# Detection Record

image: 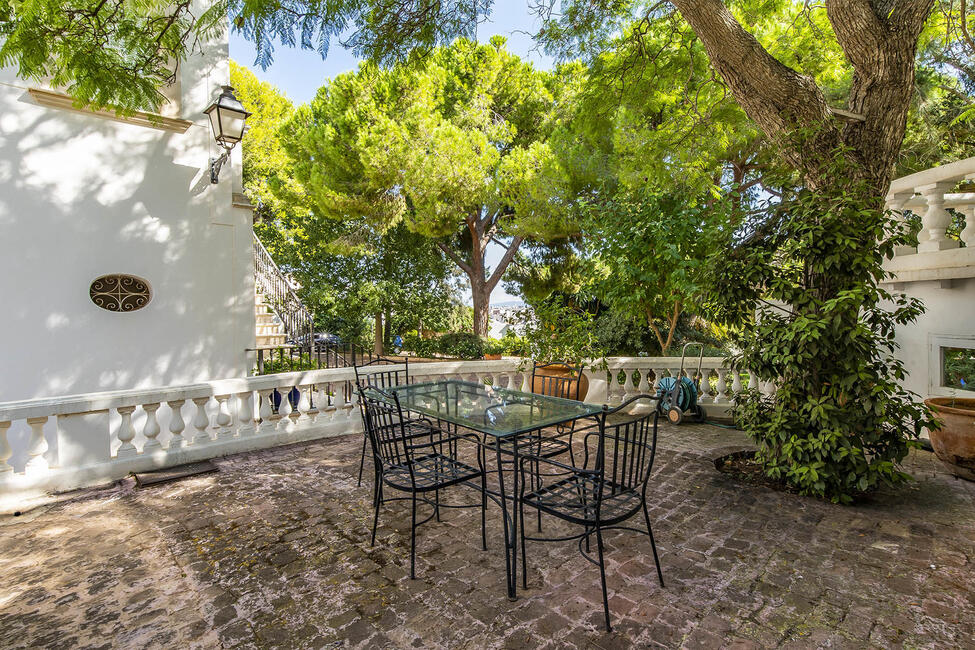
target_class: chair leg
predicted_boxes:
[410,492,418,579]
[595,524,612,633]
[435,488,441,522]
[642,501,665,588]
[535,458,542,533]
[519,493,528,590]
[371,483,382,547]
[481,472,488,551]
[357,433,368,487]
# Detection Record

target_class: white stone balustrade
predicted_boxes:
[0,357,768,507]
[885,157,975,257]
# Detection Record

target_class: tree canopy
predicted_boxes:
[232,60,460,350]
[279,37,574,336]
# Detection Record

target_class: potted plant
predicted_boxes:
[484,338,505,360]
[517,299,607,399]
[924,392,975,481]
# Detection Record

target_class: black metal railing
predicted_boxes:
[254,232,314,343]
[248,342,379,375]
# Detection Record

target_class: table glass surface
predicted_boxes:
[376,379,603,438]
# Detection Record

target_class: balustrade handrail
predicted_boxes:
[0,355,765,503]
[0,357,747,421]
[887,156,975,197]
[253,232,314,342]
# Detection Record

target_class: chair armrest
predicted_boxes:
[406,432,482,452]
[517,453,596,476]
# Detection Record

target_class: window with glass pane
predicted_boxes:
[942,347,975,391]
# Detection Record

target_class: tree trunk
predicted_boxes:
[471,279,490,338]
[436,214,524,339]
[671,0,934,198]
[374,312,383,356]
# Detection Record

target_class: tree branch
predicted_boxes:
[486,236,525,292]
[669,0,838,180]
[437,242,473,277]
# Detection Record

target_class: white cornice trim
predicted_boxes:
[27,88,193,134]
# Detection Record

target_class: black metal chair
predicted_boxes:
[358,385,487,578]
[517,394,664,632]
[354,357,410,486]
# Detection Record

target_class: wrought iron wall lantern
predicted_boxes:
[203,85,250,184]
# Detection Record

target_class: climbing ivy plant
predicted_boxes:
[704,156,937,503]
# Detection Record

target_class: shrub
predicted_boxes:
[704,164,935,503]
[436,332,484,359]
[484,338,506,356]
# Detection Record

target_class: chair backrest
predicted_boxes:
[357,384,412,468]
[531,361,584,401]
[354,356,409,390]
[584,395,660,500]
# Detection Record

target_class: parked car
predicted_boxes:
[290,332,343,349]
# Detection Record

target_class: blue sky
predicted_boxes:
[230,3,551,305]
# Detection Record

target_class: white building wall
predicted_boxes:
[0,17,255,402]
[891,278,975,400]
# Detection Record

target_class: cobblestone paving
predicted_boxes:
[1,422,974,649]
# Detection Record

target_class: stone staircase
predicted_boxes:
[255,292,288,347]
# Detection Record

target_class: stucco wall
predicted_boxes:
[0,20,255,402]
[891,277,975,400]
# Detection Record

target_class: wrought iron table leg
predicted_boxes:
[494,442,519,601]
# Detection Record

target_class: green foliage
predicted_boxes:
[256,353,318,375]
[582,189,730,354]
[704,159,937,503]
[484,338,506,356]
[436,332,485,360]
[517,296,606,369]
[0,0,224,111]
[230,61,301,221]
[943,348,975,392]
[278,37,575,334]
[402,330,484,359]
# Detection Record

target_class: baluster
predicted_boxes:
[959,203,975,248]
[294,384,311,425]
[698,370,711,402]
[115,408,137,458]
[215,395,234,439]
[142,403,162,451]
[763,380,777,398]
[168,400,187,448]
[0,421,13,475]
[25,416,50,473]
[621,369,636,400]
[191,397,212,444]
[730,371,743,402]
[917,182,959,252]
[238,391,255,435]
[333,384,347,421]
[651,368,665,393]
[521,371,532,393]
[715,369,729,403]
[886,191,916,256]
[278,383,294,431]
[636,367,651,395]
[747,372,759,392]
[259,388,276,431]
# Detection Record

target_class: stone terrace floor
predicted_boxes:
[1,422,974,650]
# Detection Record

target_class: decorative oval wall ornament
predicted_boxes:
[89,274,152,312]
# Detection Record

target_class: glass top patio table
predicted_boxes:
[379,379,602,438]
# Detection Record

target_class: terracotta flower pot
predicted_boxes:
[531,364,589,401]
[484,354,502,360]
[924,397,975,481]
